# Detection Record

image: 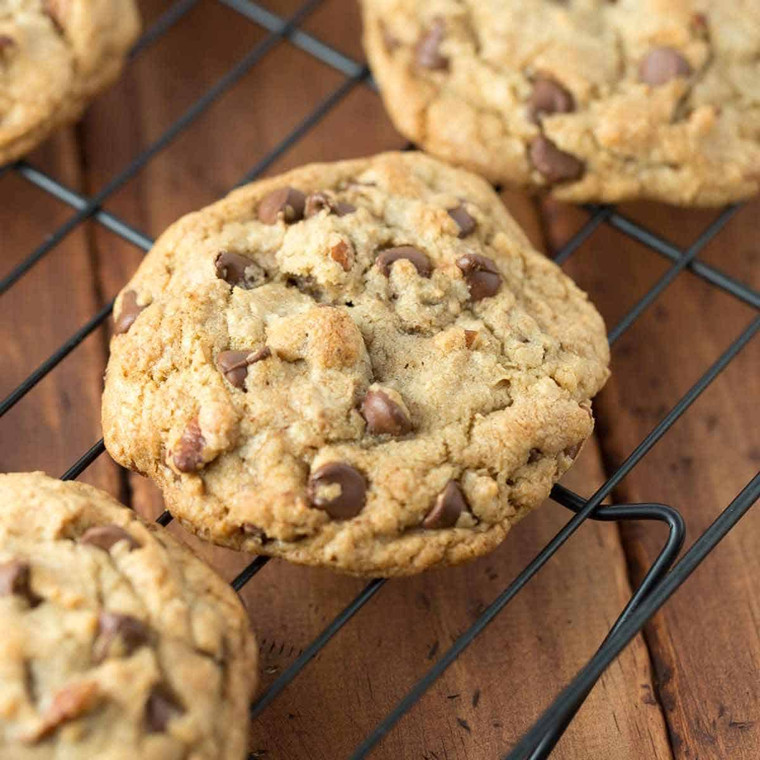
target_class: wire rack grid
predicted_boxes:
[1,1,758,758]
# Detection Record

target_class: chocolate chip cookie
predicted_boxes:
[361,1,760,206]
[0,472,257,759]
[0,0,140,165]
[102,151,609,576]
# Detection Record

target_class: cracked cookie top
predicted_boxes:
[103,152,609,576]
[361,0,760,206]
[0,0,140,165]
[0,472,257,760]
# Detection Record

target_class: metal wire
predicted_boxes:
[602,208,760,310]
[1,1,758,758]
[513,469,760,760]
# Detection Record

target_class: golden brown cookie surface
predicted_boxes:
[103,152,609,575]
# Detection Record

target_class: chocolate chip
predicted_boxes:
[94,613,148,661]
[361,389,411,436]
[216,347,270,389]
[304,191,356,218]
[307,463,367,519]
[145,686,182,733]
[258,187,305,225]
[216,351,252,389]
[456,254,501,301]
[173,418,206,473]
[528,136,585,183]
[464,330,478,348]
[423,481,468,529]
[448,204,476,238]
[315,193,355,218]
[416,17,448,70]
[528,77,575,123]
[376,246,432,277]
[638,47,692,86]
[214,251,258,289]
[113,291,145,335]
[80,525,140,552]
[0,560,39,605]
[0,35,15,54]
[528,448,542,464]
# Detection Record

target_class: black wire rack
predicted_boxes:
[1,1,758,757]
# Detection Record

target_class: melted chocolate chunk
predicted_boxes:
[448,204,476,238]
[528,136,585,183]
[172,418,206,473]
[361,389,412,436]
[304,191,356,218]
[94,613,149,661]
[216,347,270,389]
[307,463,367,519]
[376,246,432,277]
[528,76,575,123]
[423,481,468,529]
[258,187,306,225]
[214,251,259,289]
[456,254,502,301]
[113,291,145,335]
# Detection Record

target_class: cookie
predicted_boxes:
[102,151,609,576]
[0,472,257,760]
[0,0,140,165]
[361,1,760,206]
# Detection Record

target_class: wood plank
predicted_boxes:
[543,197,760,759]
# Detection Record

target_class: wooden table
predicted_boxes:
[1,1,758,757]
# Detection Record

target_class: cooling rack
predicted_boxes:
[1,1,758,757]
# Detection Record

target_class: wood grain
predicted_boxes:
[0,0,756,758]
[544,198,760,759]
